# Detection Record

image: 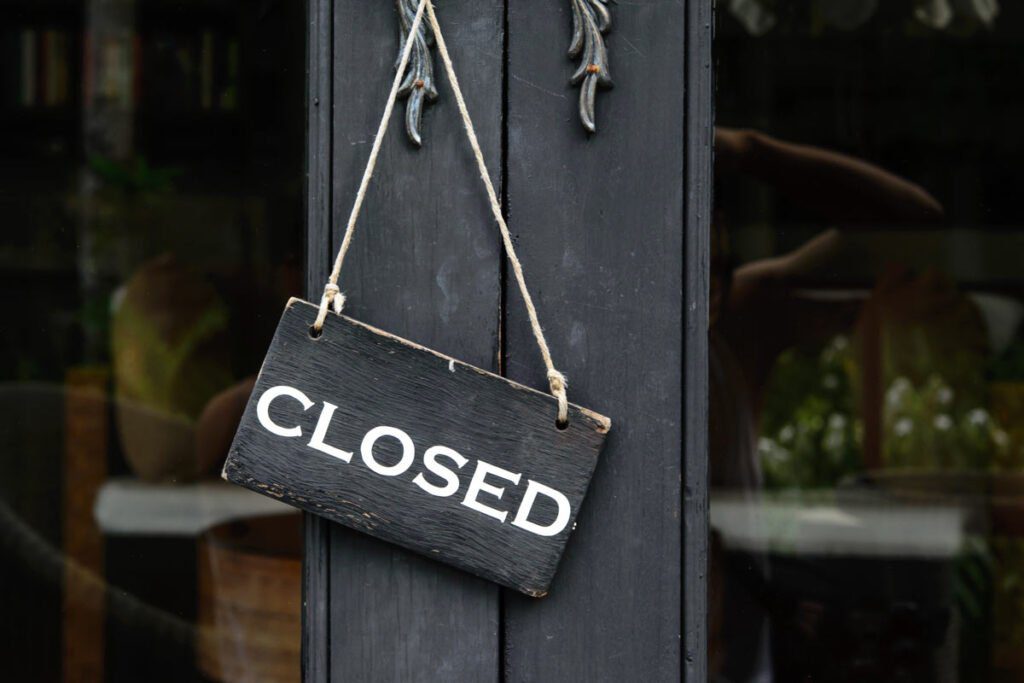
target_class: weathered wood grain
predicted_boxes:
[684,2,713,681]
[224,299,608,597]
[322,1,507,680]
[302,1,332,679]
[503,0,687,680]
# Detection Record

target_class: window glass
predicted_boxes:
[0,1,305,680]
[712,3,1024,681]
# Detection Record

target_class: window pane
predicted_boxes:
[0,1,305,681]
[712,3,1024,681]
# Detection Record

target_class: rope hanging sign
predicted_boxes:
[223,0,610,597]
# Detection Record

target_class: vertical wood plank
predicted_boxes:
[504,0,686,680]
[326,1,503,680]
[684,1,713,681]
[302,0,333,680]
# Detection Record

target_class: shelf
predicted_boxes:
[94,477,294,537]
[711,491,969,559]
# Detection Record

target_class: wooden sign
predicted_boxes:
[223,298,610,597]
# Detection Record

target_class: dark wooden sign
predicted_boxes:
[223,298,610,596]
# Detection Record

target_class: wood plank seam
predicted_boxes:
[302,0,333,681]
[323,2,506,679]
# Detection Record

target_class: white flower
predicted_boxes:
[779,425,795,444]
[758,437,791,466]
[886,377,913,410]
[967,408,990,427]
[934,414,954,431]
[823,374,840,390]
[828,413,848,430]
[822,335,848,364]
[894,418,914,437]
[937,386,954,406]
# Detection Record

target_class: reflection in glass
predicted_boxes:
[0,1,305,681]
[712,3,1024,682]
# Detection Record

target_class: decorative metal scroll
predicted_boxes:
[395,0,439,146]
[568,0,612,133]
[393,0,614,144]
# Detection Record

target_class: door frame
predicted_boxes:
[683,0,713,681]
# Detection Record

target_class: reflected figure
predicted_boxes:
[709,127,946,682]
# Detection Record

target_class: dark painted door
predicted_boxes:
[303,1,711,681]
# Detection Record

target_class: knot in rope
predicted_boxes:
[313,283,345,333]
[547,370,569,426]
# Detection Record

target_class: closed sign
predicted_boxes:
[223,299,610,597]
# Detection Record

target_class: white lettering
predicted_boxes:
[512,480,572,537]
[361,426,415,476]
[462,460,521,523]
[256,385,313,437]
[308,402,353,462]
[412,446,467,497]
[254,389,576,535]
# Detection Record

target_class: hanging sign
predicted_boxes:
[224,298,610,597]
[225,0,610,596]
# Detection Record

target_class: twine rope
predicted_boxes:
[311,0,430,328]
[313,0,569,424]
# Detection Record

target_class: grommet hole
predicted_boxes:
[555,418,569,431]
[308,325,323,339]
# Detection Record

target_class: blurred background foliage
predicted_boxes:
[758,328,1024,490]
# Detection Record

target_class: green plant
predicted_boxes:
[759,335,862,489]
[882,373,1007,470]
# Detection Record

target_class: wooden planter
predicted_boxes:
[197,513,301,683]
